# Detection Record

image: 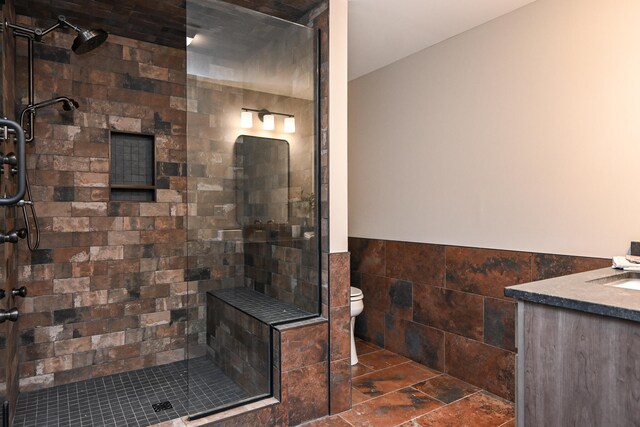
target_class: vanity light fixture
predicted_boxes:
[284,116,295,133]
[262,113,275,130]
[240,110,253,128]
[240,108,295,133]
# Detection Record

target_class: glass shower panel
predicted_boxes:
[0,10,6,420]
[185,0,318,419]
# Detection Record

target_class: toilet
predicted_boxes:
[350,286,364,365]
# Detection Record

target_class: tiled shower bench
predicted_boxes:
[204,288,318,417]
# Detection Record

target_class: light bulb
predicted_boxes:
[263,114,275,130]
[284,116,296,133]
[241,111,253,128]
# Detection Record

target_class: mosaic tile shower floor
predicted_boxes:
[13,357,247,427]
[303,339,515,427]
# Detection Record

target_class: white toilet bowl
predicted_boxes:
[350,286,364,365]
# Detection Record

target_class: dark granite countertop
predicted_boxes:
[504,267,640,323]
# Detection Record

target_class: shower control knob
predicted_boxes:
[0,308,18,323]
[1,229,27,244]
[1,152,17,166]
[11,287,27,298]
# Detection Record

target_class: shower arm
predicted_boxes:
[5,16,80,42]
[6,16,79,143]
[20,96,74,142]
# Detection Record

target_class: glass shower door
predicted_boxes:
[185,0,319,419]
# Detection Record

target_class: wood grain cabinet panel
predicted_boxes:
[517,302,640,427]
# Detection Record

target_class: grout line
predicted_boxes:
[388,386,445,427]
[354,359,434,377]
[337,414,357,427]
[350,369,441,408]
[498,418,516,427]
[389,388,485,427]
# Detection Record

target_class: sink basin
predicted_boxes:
[607,278,640,290]
[588,272,640,290]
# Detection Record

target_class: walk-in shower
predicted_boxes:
[0,0,322,425]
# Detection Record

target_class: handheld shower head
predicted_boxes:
[19,96,80,140]
[62,98,80,111]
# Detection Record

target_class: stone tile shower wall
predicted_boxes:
[244,231,319,313]
[207,294,270,395]
[14,15,189,391]
[349,237,610,401]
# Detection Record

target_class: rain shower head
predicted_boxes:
[72,28,109,55]
[58,16,109,54]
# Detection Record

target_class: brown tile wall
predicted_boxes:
[201,318,328,427]
[328,252,351,414]
[278,320,328,425]
[14,15,189,391]
[349,237,610,401]
[244,229,320,314]
[207,294,271,396]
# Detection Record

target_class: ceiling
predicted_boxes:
[12,0,539,83]
[12,0,322,50]
[348,0,537,81]
[13,0,187,49]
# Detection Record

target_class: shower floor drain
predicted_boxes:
[152,401,173,412]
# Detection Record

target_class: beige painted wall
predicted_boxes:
[348,0,640,258]
[330,0,349,253]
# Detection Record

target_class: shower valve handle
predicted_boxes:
[0,308,18,323]
[12,287,27,298]
[0,119,26,206]
[0,152,17,166]
[0,229,27,244]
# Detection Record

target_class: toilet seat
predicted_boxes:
[350,286,363,301]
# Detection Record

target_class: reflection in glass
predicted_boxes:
[186,0,319,419]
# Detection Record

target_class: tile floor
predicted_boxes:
[304,339,515,427]
[13,357,248,427]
